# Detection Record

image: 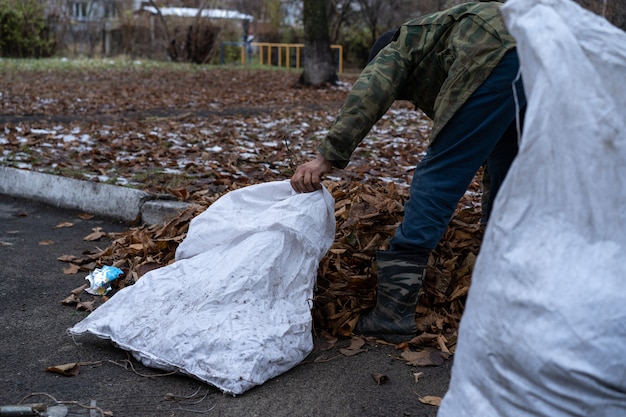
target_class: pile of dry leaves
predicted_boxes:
[60,175,485,354]
[1,64,486,355]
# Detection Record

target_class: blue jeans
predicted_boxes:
[390,50,526,253]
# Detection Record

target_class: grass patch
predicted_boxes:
[131,168,195,190]
[0,57,201,73]
[0,56,302,74]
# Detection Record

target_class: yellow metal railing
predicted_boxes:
[242,42,343,73]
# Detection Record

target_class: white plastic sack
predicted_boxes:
[69,180,335,395]
[438,1,626,416]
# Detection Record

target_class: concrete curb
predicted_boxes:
[0,166,195,225]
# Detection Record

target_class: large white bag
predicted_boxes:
[438,1,626,416]
[70,180,335,395]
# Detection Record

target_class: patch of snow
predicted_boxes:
[30,128,56,135]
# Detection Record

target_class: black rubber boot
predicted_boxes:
[354,250,427,343]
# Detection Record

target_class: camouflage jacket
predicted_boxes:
[318,2,517,168]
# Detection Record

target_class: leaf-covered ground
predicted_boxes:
[1,63,485,354]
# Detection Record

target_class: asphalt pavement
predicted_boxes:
[0,167,450,417]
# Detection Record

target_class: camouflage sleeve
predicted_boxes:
[317,34,411,169]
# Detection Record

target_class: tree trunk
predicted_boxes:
[298,0,338,87]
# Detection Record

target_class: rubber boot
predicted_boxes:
[354,250,427,343]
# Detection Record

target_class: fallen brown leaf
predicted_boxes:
[314,332,338,352]
[418,395,442,406]
[84,227,106,241]
[46,362,80,377]
[168,187,190,201]
[76,300,96,311]
[58,254,79,262]
[407,332,439,346]
[437,334,451,355]
[54,221,73,229]
[400,349,447,367]
[71,284,88,295]
[63,263,81,275]
[371,373,389,385]
[61,293,79,306]
[339,337,366,357]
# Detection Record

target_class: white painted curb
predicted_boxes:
[0,166,193,224]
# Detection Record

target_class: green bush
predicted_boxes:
[339,25,374,70]
[0,0,54,57]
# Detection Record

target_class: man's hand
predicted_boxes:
[290,154,333,193]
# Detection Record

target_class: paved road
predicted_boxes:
[0,195,450,417]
